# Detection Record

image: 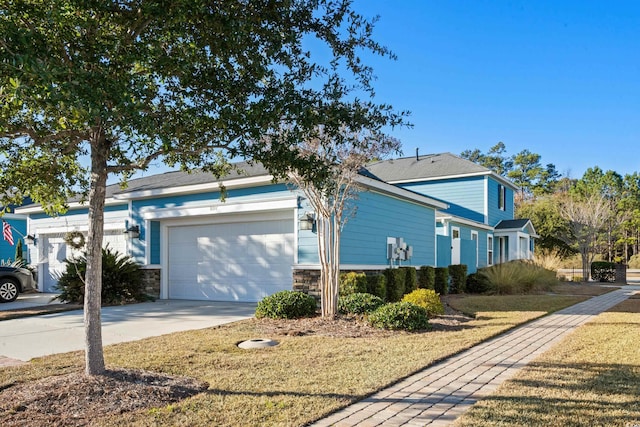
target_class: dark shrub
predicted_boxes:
[400,266,417,294]
[55,247,145,305]
[418,266,435,290]
[368,302,430,331]
[434,267,449,295]
[255,290,317,319]
[591,261,616,282]
[339,292,384,315]
[366,274,387,301]
[384,268,407,302]
[339,272,368,296]
[466,271,491,294]
[448,264,468,294]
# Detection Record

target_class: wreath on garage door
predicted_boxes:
[64,231,86,249]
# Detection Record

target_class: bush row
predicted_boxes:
[342,265,470,301]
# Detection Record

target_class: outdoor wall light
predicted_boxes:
[299,212,316,231]
[124,225,140,239]
[25,234,36,246]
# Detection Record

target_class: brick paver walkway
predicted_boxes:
[312,286,638,427]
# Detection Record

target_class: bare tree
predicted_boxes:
[283,126,400,318]
[558,193,611,280]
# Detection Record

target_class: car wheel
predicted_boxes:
[0,279,19,303]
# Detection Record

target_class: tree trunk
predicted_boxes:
[84,129,108,376]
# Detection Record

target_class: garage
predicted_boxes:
[41,230,127,293]
[166,212,295,302]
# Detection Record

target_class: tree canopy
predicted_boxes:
[0,0,407,374]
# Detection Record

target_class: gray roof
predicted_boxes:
[18,162,271,208]
[109,161,270,197]
[494,219,531,230]
[364,153,490,183]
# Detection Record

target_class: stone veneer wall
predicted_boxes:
[293,268,387,302]
[141,267,161,298]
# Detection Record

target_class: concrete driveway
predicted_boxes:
[0,298,256,361]
[0,292,62,311]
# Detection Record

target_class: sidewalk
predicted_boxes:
[312,286,638,427]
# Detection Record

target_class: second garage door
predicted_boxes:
[167,216,295,302]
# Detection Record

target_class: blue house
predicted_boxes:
[365,153,537,273]
[0,211,28,263]
[16,153,535,300]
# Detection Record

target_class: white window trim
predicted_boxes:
[471,231,479,267]
[487,235,494,266]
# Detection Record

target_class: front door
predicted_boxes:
[451,227,461,265]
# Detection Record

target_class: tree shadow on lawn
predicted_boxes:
[461,361,640,426]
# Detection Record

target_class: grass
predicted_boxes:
[446,294,588,317]
[454,294,640,427]
[3,313,545,426]
[0,294,590,427]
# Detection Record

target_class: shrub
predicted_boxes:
[434,267,449,295]
[255,290,317,319]
[591,261,616,282]
[339,292,384,315]
[481,261,559,294]
[402,289,444,317]
[368,302,430,331]
[628,254,640,269]
[384,268,407,302]
[366,274,387,301]
[448,264,467,294]
[339,272,368,296]
[466,271,491,294]
[55,247,145,305]
[532,249,564,272]
[400,266,417,294]
[418,266,435,290]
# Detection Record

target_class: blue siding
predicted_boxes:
[460,240,477,274]
[339,191,437,266]
[436,235,451,267]
[150,221,161,264]
[400,177,485,223]
[435,221,490,273]
[476,230,488,268]
[0,218,27,262]
[487,178,514,226]
[297,198,320,264]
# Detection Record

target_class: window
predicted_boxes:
[487,236,494,265]
[498,184,506,211]
[452,228,460,239]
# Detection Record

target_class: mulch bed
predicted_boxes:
[0,368,209,427]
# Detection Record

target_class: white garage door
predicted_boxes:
[42,231,127,293]
[167,217,294,302]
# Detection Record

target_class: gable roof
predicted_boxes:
[365,152,518,190]
[495,218,538,237]
[110,162,272,200]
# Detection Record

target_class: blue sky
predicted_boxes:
[352,0,640,179]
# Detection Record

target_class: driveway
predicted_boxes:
[0,298,256,361]
[0,292,61,311]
